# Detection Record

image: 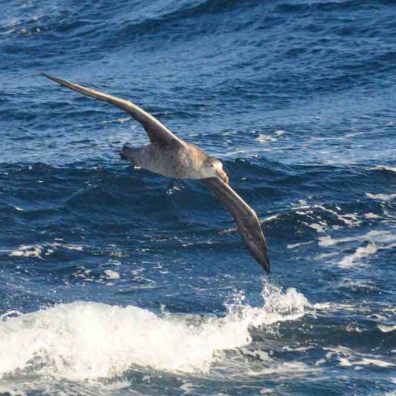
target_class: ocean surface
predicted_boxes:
[1,0,395,394]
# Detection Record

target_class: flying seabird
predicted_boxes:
[42,74,270,272]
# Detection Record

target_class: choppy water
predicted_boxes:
[1,0,395,394]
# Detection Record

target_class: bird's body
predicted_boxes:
[43,74,270,272]
[122,142,208,180]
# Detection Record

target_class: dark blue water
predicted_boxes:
[1,0,395,394]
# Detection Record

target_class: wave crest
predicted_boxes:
[0,281,308,380]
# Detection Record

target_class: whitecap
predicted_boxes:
[338,243,377,268]
[104,270,120,280]
[378,325,396,333]
[246,361,316,377]
[339,357,394,368]
[0,282,308,381]
[8,242,84,259]
[256,134,274,143]
[366,192,396,201]
[307,222,327,233]
[372,165,396,174]
[364,212,381,219]
[318,230,396,248]
[9,245,43,258]
[323,346,394,369]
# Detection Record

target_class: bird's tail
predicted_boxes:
[120,144,139,163]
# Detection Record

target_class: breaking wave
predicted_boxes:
[0,282,307,381]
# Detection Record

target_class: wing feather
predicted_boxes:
[203,178,270,272]
[42,74,185,147]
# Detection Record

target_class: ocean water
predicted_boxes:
[0,0,395,394]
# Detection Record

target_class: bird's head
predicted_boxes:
[203,157,229,183]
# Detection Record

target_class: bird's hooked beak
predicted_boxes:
[217,169,229,184]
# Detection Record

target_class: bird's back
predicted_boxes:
[135,142,207,180]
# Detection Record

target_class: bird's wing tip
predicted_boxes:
[40,73,60,83]
[261,256,270,273]
[41,73,67,87]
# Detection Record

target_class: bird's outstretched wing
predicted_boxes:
[42,74,185,147]
[203,177,270,272]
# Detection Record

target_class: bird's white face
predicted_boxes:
[202,158,229,183]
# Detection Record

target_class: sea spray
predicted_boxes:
[0,281,308,380]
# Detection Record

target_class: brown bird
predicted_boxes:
[42,74,270,272]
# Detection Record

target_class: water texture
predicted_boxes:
[0,0,395,394]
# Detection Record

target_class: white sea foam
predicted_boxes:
[378,325,396,333]
[318,235,356,247]
[319,230,396,248]
[339,357,394,368]
[314,302,371,314]
[263,213,281,223]
[364,212,381,219]
[373,165,396,174]
[323,346,394,369]
[9,245,43,258]
[317,230,396,269]
[0,282,308,381]
[338,243,378,268]
[8,242,84,258]
[295,204,360,228]
[104,269,120,280]
[366,192,396,201]
[287,241,314,249]
[256,134,274,143]
[307,222,327,233]
[246,361,315,377]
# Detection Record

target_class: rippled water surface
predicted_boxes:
[0,0,395,394]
